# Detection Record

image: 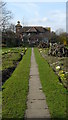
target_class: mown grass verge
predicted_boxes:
[34,48,67,119]
[2,48,31,118]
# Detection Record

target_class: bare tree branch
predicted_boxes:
[0,1,13,31]
[0,1,6,8]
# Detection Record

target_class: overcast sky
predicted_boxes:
[3,0,67,32]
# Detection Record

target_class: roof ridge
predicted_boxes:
[26,27,37,32]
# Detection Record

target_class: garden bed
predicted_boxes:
[2,67,16,85]
[39,48,68,89]
[2,47,27,85]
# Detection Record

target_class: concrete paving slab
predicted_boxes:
[27,100,48,109]
[25,109,50,118]
[25,48,50,119]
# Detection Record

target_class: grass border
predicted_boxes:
[34,48,67,119]
[2,48,31,118]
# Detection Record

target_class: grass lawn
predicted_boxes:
[2,48,31,118]
[34,48,67,119]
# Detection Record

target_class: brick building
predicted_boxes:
[15,21,51,45]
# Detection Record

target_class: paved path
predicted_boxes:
[25,48,50,119]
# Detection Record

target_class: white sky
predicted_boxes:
[2,0,67,32]
[3,0,67,2]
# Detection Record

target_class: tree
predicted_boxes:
[56,28,64,35]
[7,23,16,32]
[0,1,13,31]
[2,29,16,47]
[50,31,58,43]
[2,24,21,47]
[55,29,67,45]
[59,32,67,45]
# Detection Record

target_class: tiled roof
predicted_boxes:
[35,27,45,32]
[20,26,50,33]
[20,27,31,33]
[26,27,37,33]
